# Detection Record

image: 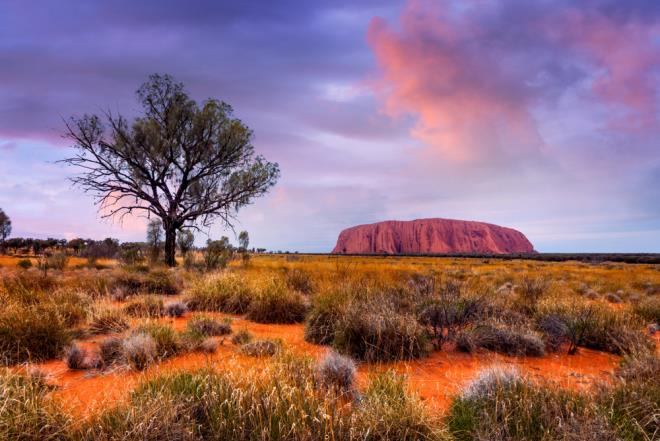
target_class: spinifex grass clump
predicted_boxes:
[632,296,660,324]
[0,370,71,440]
[133,322,181,360]
[246,277,308,324]
[317,351,356,393]
[88,307,129,334]
[123,295,164,318]
[333,296,431,362]
[83,353,443,440]
[447,367,617,441]
[456,322,546,357]
[112,268,179,296]
[185,272,253,313]
[186,314,231,337]
[0,302,73,364]
[535,302,651,355]
[241,339,281,357]
[600,352,660,440]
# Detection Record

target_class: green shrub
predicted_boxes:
[246,278,308,324]
[0,303,72,364]
[185,273,253,313]
[304,287,348,345]
[99,337,124,367]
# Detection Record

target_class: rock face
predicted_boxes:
[331,218,535,255]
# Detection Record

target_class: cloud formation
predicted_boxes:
[0,0,658,252]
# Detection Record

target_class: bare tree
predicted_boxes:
[62,74,279,266]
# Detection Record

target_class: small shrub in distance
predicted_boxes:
[285,268,315,294]
[231,328,253,345]
[605,292,622,304]
[186,314,231,337]
[456,322,545,357]
[633,296,660,324]
[123,295,164,318]
[241,339,281,357]
[16,259,32,269]
[200,338,218,353]
[164,300,187,318]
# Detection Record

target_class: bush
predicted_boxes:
[633,296,660,324]
[122,333,157,371]
[536,303,651,355]
[133,323,180,359]
[246,278,308,324]
[16,259,32,269]
[0,370,70,440]
[241,339,281,357]
[84,355,443,440]
[88,308,129,334]
[185,273,253,313]
[605,292,622,304]
[99,337,124,367]
[456,322,545,357]
[356,370,442,440]
[199,338,218,353]
[285,268,315,294]
[112,269,178,296]
[304,288,348,345]
[123,295,164,318]
[0,303,72,364]
[600,352,660,440]
[332,298,431,362]
[186,315,231,337]
[447,367,617,441]
[231,328,253,345]
[64,343,88,370]
[317,351,356,392]
[164,301,187,318]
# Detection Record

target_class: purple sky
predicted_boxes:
[1,0,659,252]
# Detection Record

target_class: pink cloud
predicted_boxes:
[367,0,660,162]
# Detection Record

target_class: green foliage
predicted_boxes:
[185,273,253,313]
[16,259,32,269]
[123,295,164,318]
[246,277,308,324]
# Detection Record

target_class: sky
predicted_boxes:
[0,0,659,252]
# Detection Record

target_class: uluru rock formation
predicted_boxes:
[332,218,535,255]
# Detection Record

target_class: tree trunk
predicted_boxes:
[164,224,177,267]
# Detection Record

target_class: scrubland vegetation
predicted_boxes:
[0,253,657,440]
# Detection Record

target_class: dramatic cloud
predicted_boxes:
[0,0,658,251]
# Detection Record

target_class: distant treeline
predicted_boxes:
[315,252,660,264]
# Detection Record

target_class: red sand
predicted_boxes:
[33,313,627,416]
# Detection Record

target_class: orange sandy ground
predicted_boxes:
[34,310,627,417]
